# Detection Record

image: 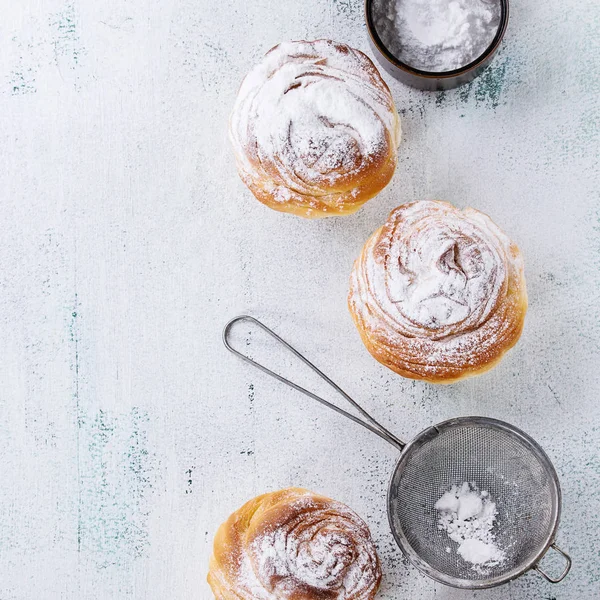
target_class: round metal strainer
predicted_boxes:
[387,416,569,588]
[224,316,572,589]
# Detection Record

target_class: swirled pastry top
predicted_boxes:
[349,200,527,382]
[207,488,381,599]
[229,40,401,217]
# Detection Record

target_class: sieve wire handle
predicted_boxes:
[533,543,572,584]
[223,315,405,451]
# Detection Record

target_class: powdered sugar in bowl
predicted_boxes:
[366,0,509,90]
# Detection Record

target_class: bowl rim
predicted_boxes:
[364,0,510,79]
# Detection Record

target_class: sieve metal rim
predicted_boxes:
[386,416,562,590]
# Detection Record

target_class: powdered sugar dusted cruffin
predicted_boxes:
[349,200,528,383]
[229,40,401,218]
[208,488,381,599]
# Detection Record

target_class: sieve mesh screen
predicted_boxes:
[388,419,559,587]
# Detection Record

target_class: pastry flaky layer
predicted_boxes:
[349,200,528,383]
[229,40,401,218]
[207,488,382,600]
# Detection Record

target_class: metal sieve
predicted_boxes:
[223,316,571,589]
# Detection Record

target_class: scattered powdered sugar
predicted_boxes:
[256,525,363,591]
[458,538,505,565]
[435,482,506,570]
[234,553,275,600]
[371,201,508,334]
[385,212,504,331]
[371,0,501,72]
[230,40,400,197]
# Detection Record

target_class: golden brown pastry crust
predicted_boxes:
[348,200,528,383]
[207,488,381,599]
[229,40,401,218]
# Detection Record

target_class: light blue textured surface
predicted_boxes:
[0,0,598,598]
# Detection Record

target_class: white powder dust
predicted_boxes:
[435,482,506,570]
[372,0,501,72]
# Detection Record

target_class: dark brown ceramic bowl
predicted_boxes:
[365,0,509,90]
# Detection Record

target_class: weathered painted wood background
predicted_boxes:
[0,0,598,598]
